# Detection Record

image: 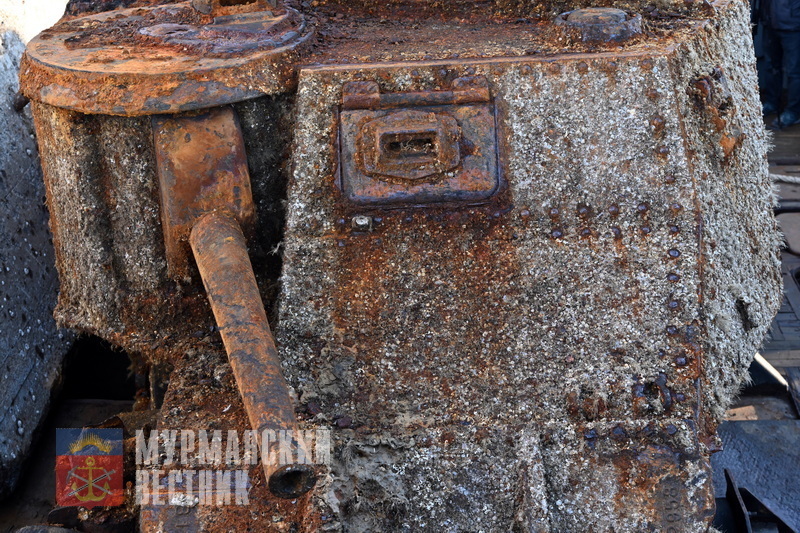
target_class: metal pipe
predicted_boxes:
[190,212,316,499]
[775,199,800,215]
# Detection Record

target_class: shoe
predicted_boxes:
[776,110,800,129]
[763,102,779,116]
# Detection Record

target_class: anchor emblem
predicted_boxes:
[66,456,116,502]
[56,428,123,507]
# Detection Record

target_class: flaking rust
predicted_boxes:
[190,213,317,498]
[152,106,255,280]
[152,107,316,498]
[22,0,781,530]
[278,2,780,530]
[20,0,311,116]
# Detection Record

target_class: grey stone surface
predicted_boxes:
[0,28,73,499]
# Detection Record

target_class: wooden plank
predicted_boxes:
[770,122,800,163]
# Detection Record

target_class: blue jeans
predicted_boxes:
[759,27,800,116]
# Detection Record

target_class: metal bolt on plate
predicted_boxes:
[351,215,373,231]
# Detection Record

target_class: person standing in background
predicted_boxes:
[758,0,800,127]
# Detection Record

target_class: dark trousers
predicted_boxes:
[759,27,800,115]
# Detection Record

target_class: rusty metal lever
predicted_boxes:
[153,107,316,499]
[190,213,316,498]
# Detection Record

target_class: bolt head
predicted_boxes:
[351,215,372,231]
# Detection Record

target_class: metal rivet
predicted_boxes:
[351,215,373,231]
[650,116,666,129]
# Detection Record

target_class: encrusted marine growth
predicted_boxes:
[22,0,780,530]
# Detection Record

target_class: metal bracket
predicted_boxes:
[152,106,255,280]
[358,109,462,182]
[339,76,499,206]
[153,107,316,498]
[342,76,490,110]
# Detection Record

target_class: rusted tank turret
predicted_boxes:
[20,0,782,530]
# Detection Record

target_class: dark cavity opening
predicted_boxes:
[61,335,137,400]
[219,0,257,5]
[735,298,755,333]
[268,465,317,499]
[381,131,437,159]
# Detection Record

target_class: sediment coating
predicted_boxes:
[276,0,781,529]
